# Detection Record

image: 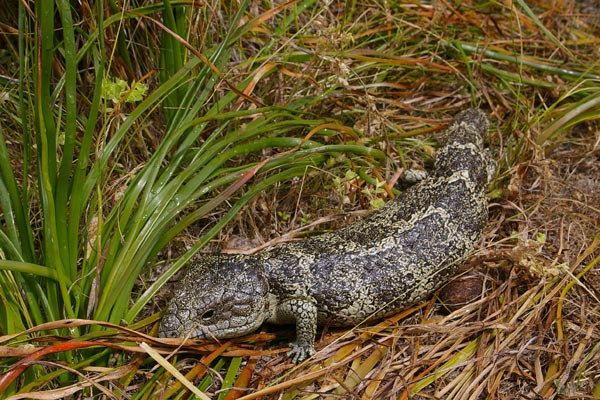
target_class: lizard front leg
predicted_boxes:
[278,298,318,363]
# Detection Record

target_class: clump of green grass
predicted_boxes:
[0,0,599,398]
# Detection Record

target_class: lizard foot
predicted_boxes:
[287,342,315,363]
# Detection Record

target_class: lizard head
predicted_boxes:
[159,254,270,340]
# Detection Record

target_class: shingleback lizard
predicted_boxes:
[159,108,496,362]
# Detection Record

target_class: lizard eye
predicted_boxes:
[200,309,215,321]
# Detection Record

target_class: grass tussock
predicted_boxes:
[0,0,599,398]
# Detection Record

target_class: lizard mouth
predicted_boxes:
[159,315,265,340]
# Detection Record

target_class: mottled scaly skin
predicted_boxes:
[159,108,495,362]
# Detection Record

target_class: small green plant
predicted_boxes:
[277,210,291,222]
[333,169,387,209]
[362,179,387,209]
[101,77,148,103]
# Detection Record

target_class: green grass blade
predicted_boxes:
[538,88,600,145]
[514,0,572,58]
[456,43,600,81]
[159,0,187,126]
[218,357,243,400]
[14,3,35,262]
[0,138,23,256]
[54,0,79,284]
[33,0,76,323]
[34,1,57,188]
[0,260,58,281]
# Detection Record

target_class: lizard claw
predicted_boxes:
[287,342,315,363]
